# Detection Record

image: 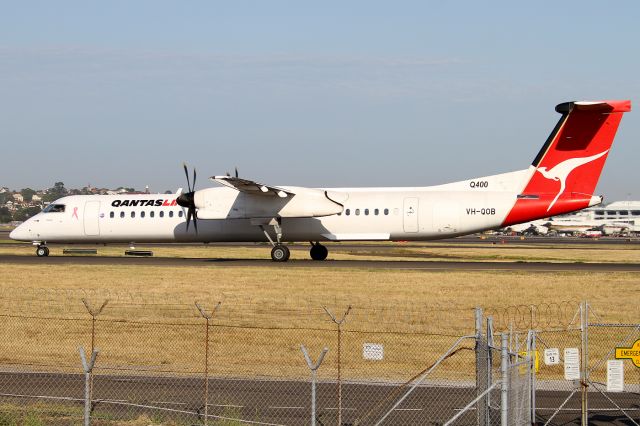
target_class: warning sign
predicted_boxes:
[615,339,640,368]
[564,348,580,380]
[607,360,624,392]
[544,348,560,365]
[363,343,384,360]
[518,350,540,373]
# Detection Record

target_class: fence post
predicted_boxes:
[486,316,495,416]
[501,333,508,426]
[81,299,108,402]
[580,300,589,426]
[530,330,536,424]
[475,307,489,426]
[196,301,222,426]
[79,346,99,426]
[323,305,351,426]
[301,345,329,426]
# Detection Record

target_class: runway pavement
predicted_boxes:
[2,254,640,272]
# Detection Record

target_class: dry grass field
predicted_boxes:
[0,261,638,380]
[0,241,638,387]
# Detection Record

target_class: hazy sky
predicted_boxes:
[1,1,639,200]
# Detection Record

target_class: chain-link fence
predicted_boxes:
[0,293,638,425]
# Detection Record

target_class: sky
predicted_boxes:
[1,1,639,200]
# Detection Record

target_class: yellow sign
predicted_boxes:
[518,350,540,373]
[615,339,640,368]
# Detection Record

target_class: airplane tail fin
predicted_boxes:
[502,100,631,226]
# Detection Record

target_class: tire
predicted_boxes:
[44,247,50,256]
[310,244,328,261]
[36,246,48,257]
[271,245,290,262]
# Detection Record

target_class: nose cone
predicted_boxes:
[9,224,30,241]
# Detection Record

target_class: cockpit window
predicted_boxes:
[43,204,65,213]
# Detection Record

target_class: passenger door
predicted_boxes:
[83,201,101,236]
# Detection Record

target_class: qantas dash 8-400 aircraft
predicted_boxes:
[10,100,632,261]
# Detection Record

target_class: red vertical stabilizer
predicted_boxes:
[502,100,631,227]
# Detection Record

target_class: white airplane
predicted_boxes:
[10,100,631,261]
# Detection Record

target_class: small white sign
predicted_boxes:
[607,360,624,392]
[363,343,384,360]
[544,348,560,365]
[564,348,580,380]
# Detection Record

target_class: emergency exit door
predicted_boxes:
[403,197,419,233]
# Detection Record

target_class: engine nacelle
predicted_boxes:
[194,187,344,219]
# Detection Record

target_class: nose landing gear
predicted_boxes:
[36,245,50,257]
[256,218,291,262]
[309,242,328,261]
[270,244,290,262]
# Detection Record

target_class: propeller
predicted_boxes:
[226,167,239,178]
[176,163,198,233]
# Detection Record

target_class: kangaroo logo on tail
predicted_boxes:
[536,150,609,211]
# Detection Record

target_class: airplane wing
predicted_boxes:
[210,176,294,198]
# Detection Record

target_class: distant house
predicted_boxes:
[13,193,24,203]
[32,194,42,202]
[0,187,9,194]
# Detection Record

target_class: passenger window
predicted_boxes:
[384,208,389,215]
[141,211,145,218]
[178,211,184,218]
[109,212,114,218]
[160,211,164,218]
[364,208,369,216]
[345,209,350,216]
[169,211,174,218]
[150,211,155,218]
[374,208,379,215]
[131,211,135,218]
[120,211,125,218]
[355,209,360,216]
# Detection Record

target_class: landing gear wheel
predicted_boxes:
[310,243,328,261]
[271,244,290,262]
[36,246,49,257]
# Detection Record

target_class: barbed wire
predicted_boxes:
[484,300,581,331]
[0,288,632,333]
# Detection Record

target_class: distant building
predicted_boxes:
[12,193,23,203]
[505,200,640,235]
[31,194,42,202]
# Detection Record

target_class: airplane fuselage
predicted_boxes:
[9,100,631,261]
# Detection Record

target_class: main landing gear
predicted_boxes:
[36,245,49,257]
[309,242,328,261]
[256,219,329,262]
